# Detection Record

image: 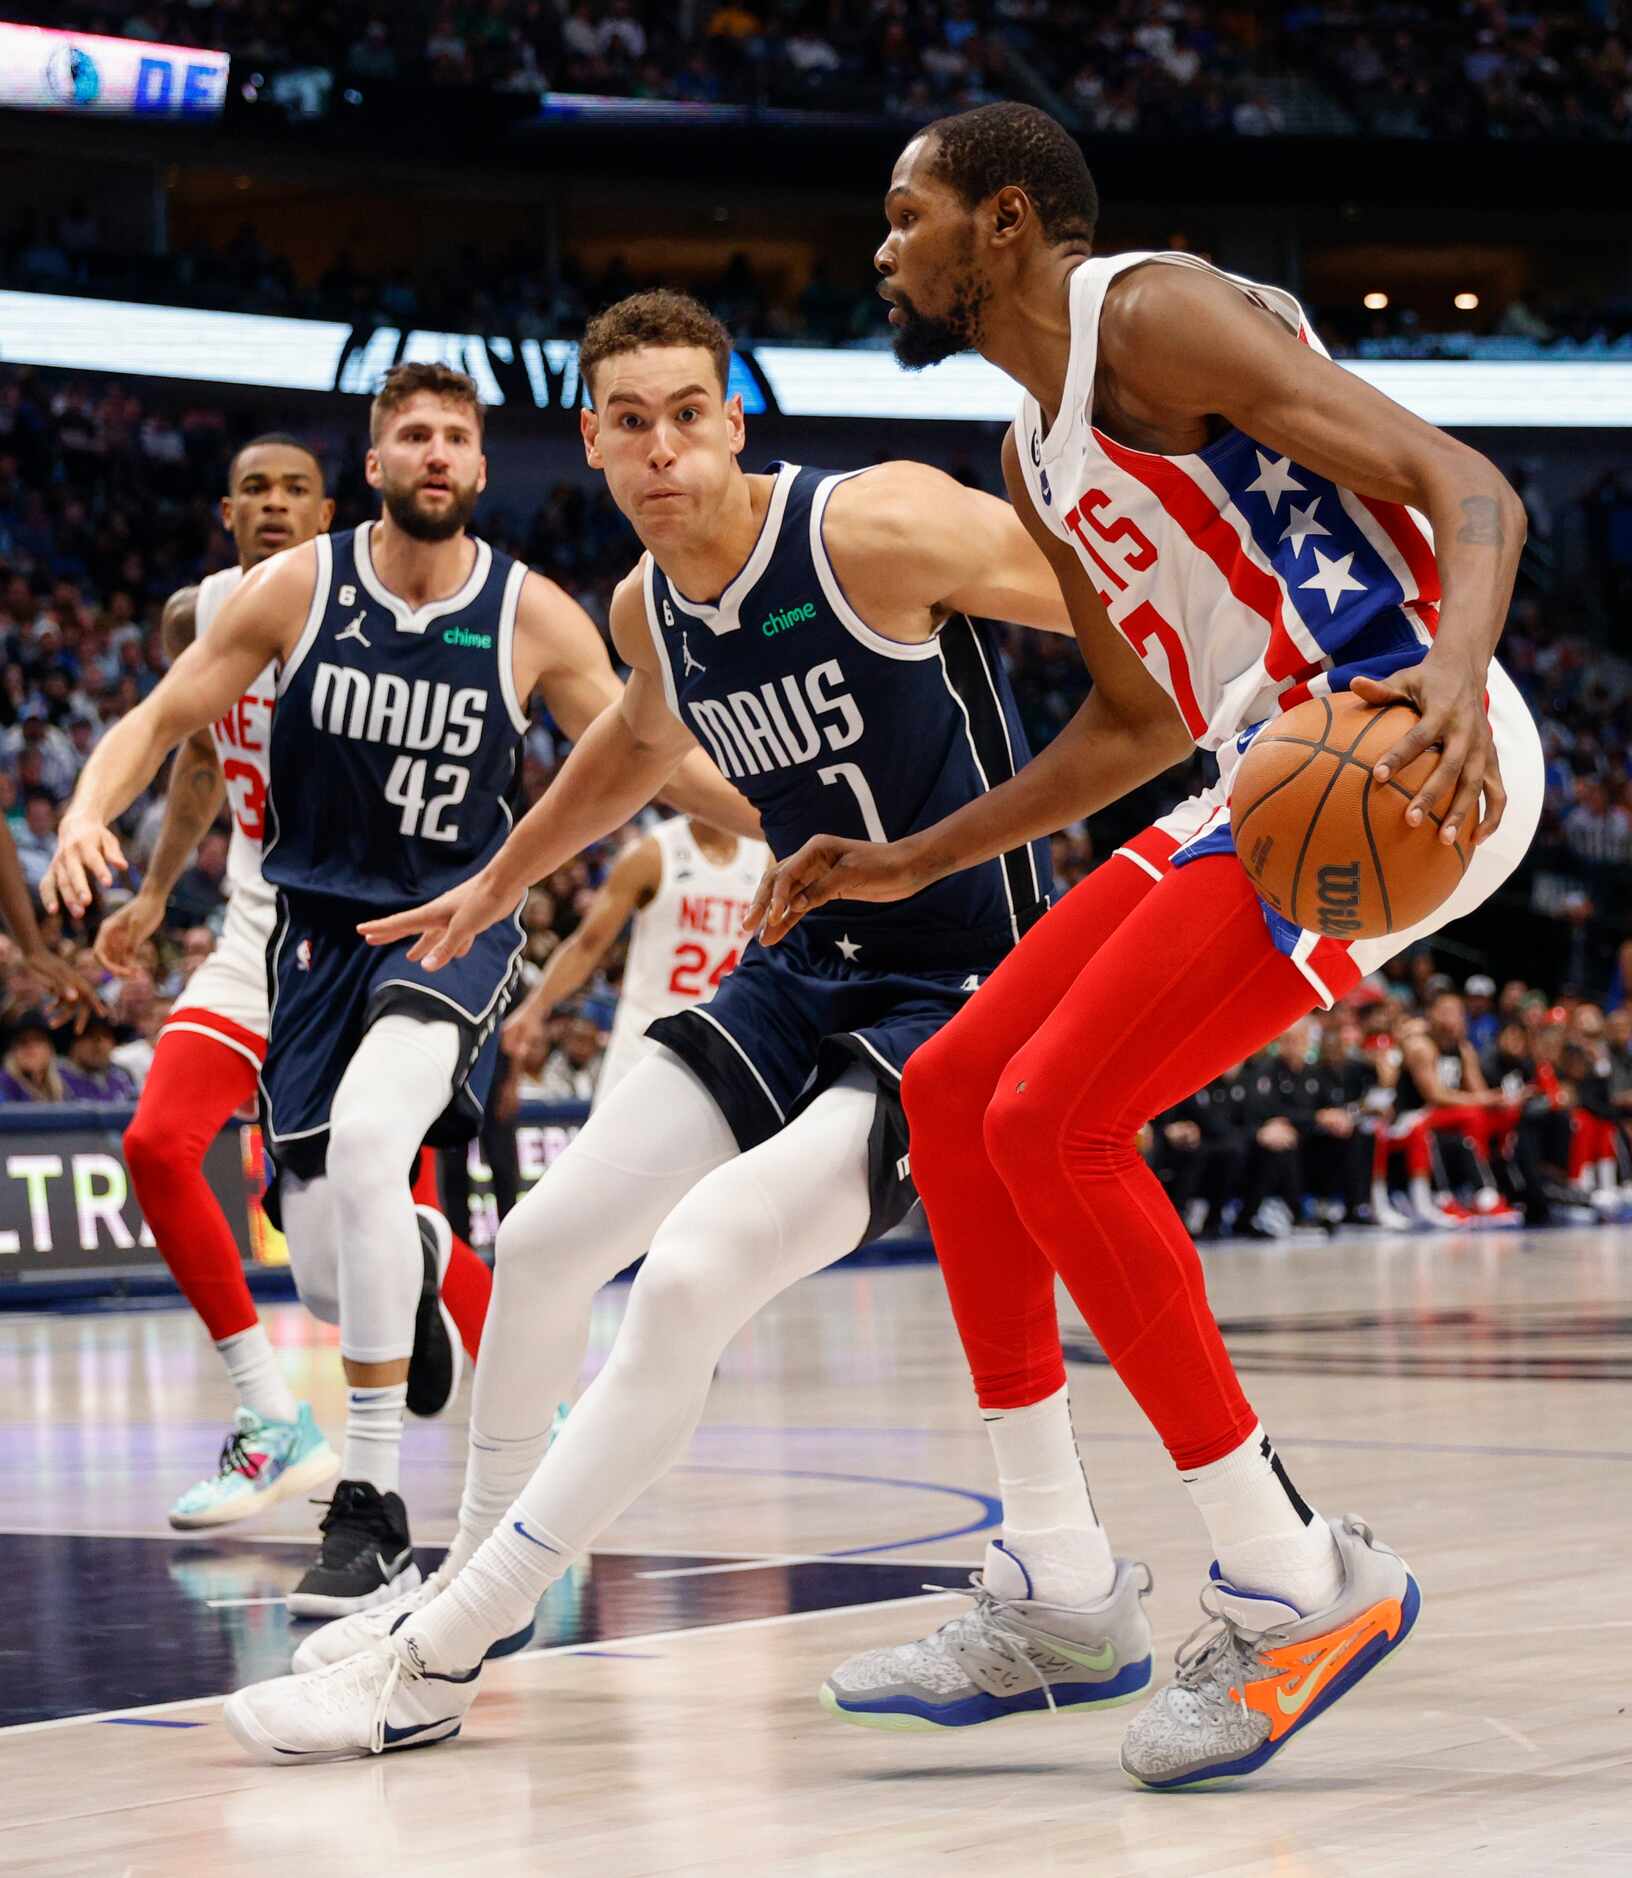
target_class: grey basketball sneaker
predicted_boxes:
[821,1544,1154,1731]
[1121,1515,1421,1790]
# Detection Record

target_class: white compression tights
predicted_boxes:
[415,1051,876,1658]
[278,1012,464,1364]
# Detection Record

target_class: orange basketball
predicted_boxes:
[1230,692,1469,941]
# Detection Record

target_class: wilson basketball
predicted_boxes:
[1230,692,1469,940]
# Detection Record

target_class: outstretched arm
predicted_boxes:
[501,835,660,1058]
[95,585,227,975]
[361,570,706,968]
[517,573,760,839]
[45,549,309,916]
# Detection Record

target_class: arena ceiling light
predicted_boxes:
[0,290,1626,428]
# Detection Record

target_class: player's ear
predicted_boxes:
[990,184,1031,247]
[724,393,746,459]
[581,406,603,469]
[475,452,488,496]
[364,447,382,491]
[218,495,234,532]
[318,498,336,531]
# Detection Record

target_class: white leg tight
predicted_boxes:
[443,1050,739,1571]
[408,1066,878,1665]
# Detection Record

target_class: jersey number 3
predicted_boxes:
[385,756,469,843]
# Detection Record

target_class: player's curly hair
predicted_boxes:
[924,102,1098,247]
[580,290,733,400]
[369,362,484,443]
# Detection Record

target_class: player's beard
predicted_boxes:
[890,258,989,371]
[381,475,479,542]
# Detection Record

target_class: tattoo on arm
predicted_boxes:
[1456,496,1503,546]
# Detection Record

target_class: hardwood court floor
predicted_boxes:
[2,1227,1629,1875]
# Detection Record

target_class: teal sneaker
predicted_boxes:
[168,1405,339,1531]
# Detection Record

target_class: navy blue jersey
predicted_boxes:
[644,464,1051,963]
[264,523,530,911]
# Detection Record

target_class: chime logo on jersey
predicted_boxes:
[685,656,864,781]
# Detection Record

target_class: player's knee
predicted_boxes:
[123,1111,191,1190]
[901,1023,992,1143]
[983,1073,1059,1186]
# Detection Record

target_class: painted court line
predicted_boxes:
[0,1591,954,1737]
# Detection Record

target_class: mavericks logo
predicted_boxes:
[443,625,492,649]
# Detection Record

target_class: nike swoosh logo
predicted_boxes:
[1050,1639,1117,1673]
[376,1548,412,1578]
[512,1521,561,1554]
[381,1717,456,1745]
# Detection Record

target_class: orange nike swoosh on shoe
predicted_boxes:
[1236,1597,1404,1741]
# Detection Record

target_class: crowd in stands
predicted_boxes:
[3,353,1631,1241]
[1149,974,1632,1240]
[28,0,1632,137]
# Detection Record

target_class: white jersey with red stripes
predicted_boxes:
[1012,251,1442,775]
[160,564,279,1059]
[194,564,277,921]
[1012,250,1543,1007]
[597,817,769,1102]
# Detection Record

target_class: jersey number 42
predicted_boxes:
[384,756,469,842]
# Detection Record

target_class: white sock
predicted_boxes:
[215,1324,299,1424]
[983,1386,1115,1604]
[1181,1424,1342,1614]
[342,1382,406,1495]
[408,1503,574,1671]
[443,1420,555,1579]
[1408,1173,1444,1217]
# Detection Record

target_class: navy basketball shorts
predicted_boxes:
[647,912,1009,1244]
[260,890,522,1183]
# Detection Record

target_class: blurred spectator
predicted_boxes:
[58,1013,139,1101]
[526,1011,606,1102]
[0,1009,63,1102]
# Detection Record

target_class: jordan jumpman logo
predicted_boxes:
[681,631,705,677]
[337,611,371,649]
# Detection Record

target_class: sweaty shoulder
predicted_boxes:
[1099,261,1287,414]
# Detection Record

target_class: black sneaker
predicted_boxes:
[406,1205,463,1419]
[287,1480,423,1619]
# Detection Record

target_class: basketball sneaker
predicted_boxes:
[291,1569,535,1672]
[286,1480,422,1619]
[821,1546,1154,1731]
[1120,1515,1420,1791]
[167,1405,338,1531]
[407,1206,463,1419]
[224,1634,478,1764]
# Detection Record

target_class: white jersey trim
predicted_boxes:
[933,639,1019,946]
[662,463,799,639]
[277,534,333,696]
[808,472,942,664]
[964,624,1041,906]
[642,554,682,719]
[496,559,531,734]
[157,1020,264,1072]
[354,522,492,635]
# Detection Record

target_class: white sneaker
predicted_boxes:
[292,1575,439,1673]
[224,1636,479,1764]
[291,1570,537,1672]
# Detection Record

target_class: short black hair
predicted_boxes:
[228,432,324,491]
[923,102,1098,247]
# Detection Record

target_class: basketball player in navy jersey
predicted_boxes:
[752,104,1542,1787]
[45,361,755,1620]
[212,289,1147,1763]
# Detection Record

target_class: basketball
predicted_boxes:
[1230,692,1469,941]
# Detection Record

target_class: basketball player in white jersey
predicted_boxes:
[501,815,768,1102]
[95,435,343,1528]
[754,103,1543,1787]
